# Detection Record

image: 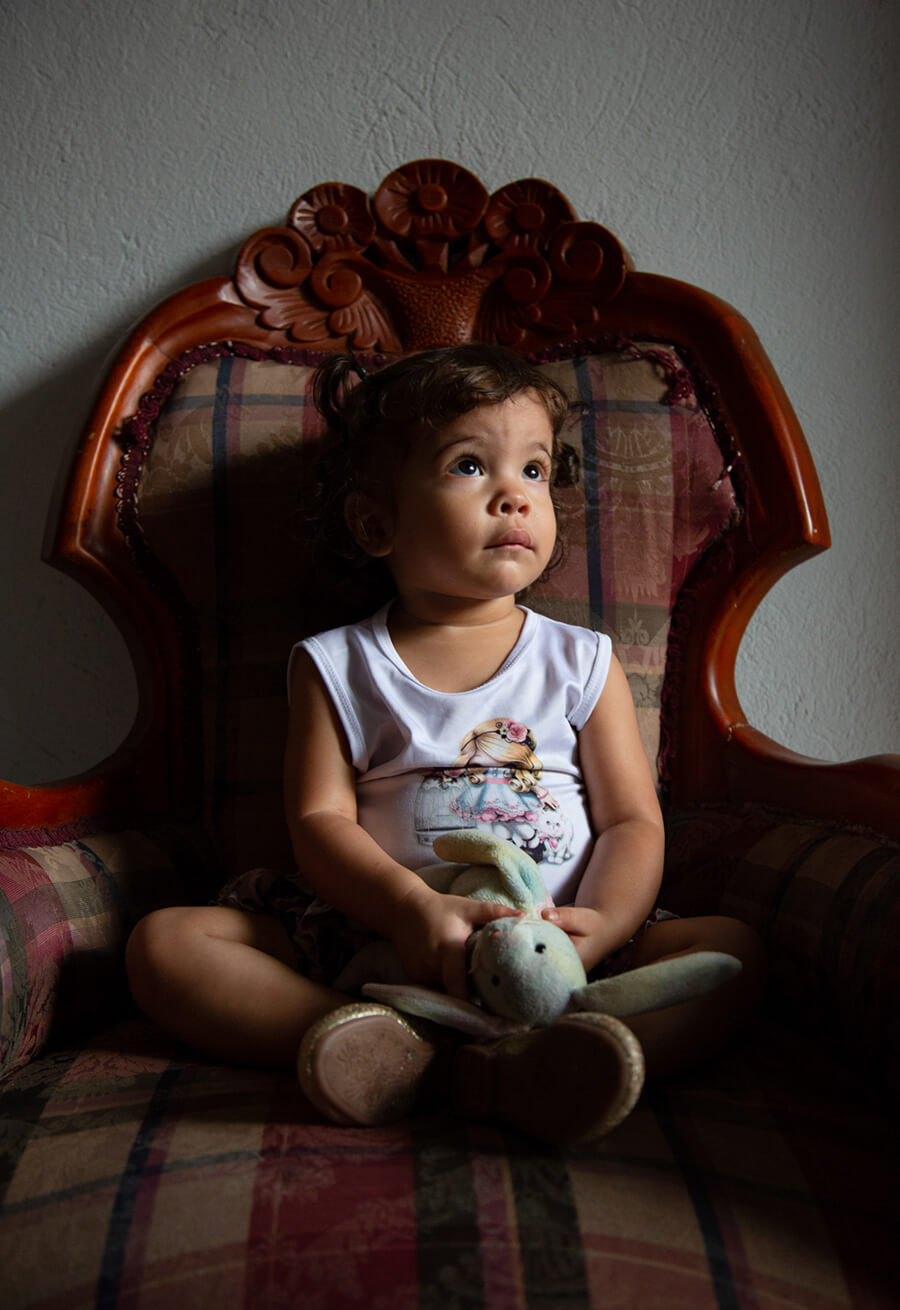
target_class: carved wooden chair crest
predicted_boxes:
[234,160,630,351]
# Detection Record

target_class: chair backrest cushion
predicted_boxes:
[128,342,738,876]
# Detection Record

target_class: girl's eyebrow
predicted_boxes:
[432,432,553,461]
[432,432,490,458]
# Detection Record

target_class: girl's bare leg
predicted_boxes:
[126,905,349,1068]
[624,916,766,1078]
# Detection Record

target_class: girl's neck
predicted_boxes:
[388,591,520,632]
[386,593,527,693]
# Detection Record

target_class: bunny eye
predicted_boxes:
[535,943,546,954]
[491,975,501,986]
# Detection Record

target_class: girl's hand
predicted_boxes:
[392,886,521,1001]
[541,905,623,975]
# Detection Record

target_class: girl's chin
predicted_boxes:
[393,560,550,606]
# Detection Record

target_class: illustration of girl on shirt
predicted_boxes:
[414,718,574,866]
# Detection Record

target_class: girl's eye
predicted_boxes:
[450,456,483,477]
[523,462,547,481]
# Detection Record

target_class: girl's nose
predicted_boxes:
[490,485,529,514]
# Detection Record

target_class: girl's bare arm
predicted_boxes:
[284,652,518,998]
[544,655,665,973]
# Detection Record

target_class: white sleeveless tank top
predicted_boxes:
[293,604,612,903]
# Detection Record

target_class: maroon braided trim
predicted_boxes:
[527,335,743,490]
[0,815,107,851]
[614,339,693,404]
[526,335,694,405]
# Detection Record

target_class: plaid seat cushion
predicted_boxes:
[663,804,900,1095]
[0,824,212,1081]
[1,1015,895,1309]
[130,343,737,878]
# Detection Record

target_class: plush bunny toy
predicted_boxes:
[335,829,741,1042]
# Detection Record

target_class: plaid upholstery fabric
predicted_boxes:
[1,1016,896,1309]
[134,345,737,878]
[663,804,900,1095]
[0,826,210,1080]
[4,346,897,1309]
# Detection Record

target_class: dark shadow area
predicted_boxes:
[0,247,242,785]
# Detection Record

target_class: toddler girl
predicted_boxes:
[127,345,763,1145]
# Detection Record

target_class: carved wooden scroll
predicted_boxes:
[234,160,630,353]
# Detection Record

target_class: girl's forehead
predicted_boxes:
[430,393,554,442]
[391,393,556,484]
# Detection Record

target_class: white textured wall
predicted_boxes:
[1,0,897,783]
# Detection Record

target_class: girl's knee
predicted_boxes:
[129,903,194,952]
[705,916,766,979]
[126,906,207,992]
[636,914,766,987]
[687,915,767,1011]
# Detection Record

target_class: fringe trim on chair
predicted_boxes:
[0,815,107,851]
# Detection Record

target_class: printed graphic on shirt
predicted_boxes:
[414,717,574,866]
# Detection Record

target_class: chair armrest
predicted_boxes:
[663,803,900,1095]
[0,770,137,834]
[723,728,900,840]
[0,820,213,1081]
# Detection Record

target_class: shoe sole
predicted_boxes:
[298,1002,438,1126]
[454,1011,645,1144]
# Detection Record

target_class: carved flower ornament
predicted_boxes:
[289,183,375,253]
[373,160,488,239]
[485,179,575,251]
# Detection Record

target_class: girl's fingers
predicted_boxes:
[541,905,591,935]
[468,900,522,924]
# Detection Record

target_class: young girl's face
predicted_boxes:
[359,391,557,608]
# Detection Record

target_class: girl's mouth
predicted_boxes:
[489,529,532,549]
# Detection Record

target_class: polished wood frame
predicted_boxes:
[3,160,896,835]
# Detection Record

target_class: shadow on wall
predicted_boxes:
[0,250,237,786]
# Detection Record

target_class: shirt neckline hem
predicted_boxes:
[370,602,536,694]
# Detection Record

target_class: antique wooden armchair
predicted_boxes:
[2,161,897,1309]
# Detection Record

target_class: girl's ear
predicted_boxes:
[344,493,393,558]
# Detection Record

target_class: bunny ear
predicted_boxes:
[431,829,550,910]
[362,982,524,1042]
[572,951,743,1018]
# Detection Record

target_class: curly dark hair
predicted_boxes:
[303,343,582,607]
